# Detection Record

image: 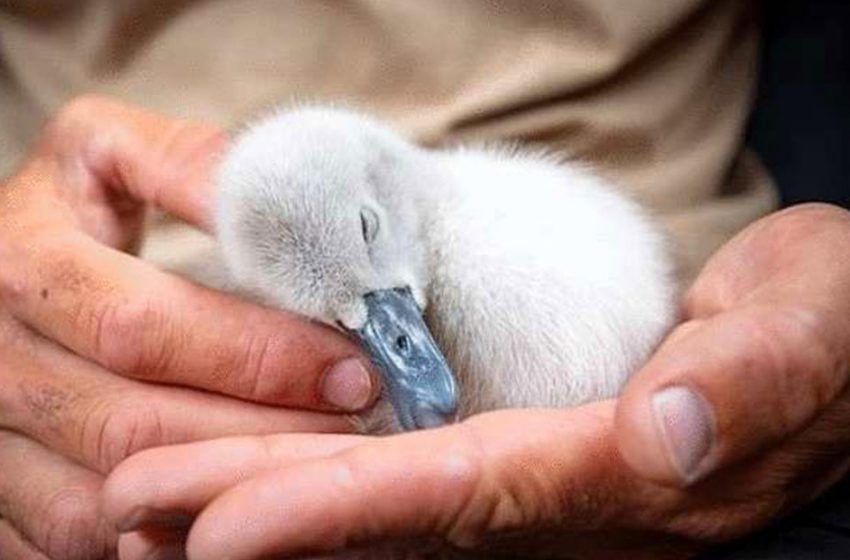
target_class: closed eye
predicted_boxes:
[360,207,380,244]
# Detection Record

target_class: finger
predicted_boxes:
[0,430,117,560]
[0,318,348,473]
[103,433,365,532]
[617,206,850,486]
[682,204,850,317]
[0,520,50,560]
[616,304,850,487]
[2,96,377,412]
[0,229,378,412]
[185,433,475,559]
[118,530,187,560]
[40,95,226,230]
[184,405,675,560]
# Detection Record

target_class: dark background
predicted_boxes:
[707,4,850,558]
[746,0,850,209]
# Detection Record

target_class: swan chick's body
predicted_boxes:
[215,106,676,431]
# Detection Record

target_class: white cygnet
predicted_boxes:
[215,106,676,433]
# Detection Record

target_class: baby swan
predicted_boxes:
[215,106,676,432]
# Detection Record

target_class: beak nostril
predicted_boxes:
[395,334,411,353]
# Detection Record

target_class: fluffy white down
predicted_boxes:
[214,106,677,424]
[425,148,675,416]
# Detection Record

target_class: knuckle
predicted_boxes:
[0,264,25,308]
[46,94,113,139]
[0,239,29,310]
[746,307,847,432]
[90,297,175,378]
[768,203,850,245]
[232,332,284,402]
[168,120,227,157]
[40,486,113,560]
[736,311,800,434]
[776,202,849,226]
[777,306,850,409]
[82,400,165,472]
[683,268,737,319]
[434,426,499,549]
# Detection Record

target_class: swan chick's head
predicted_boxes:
[216,107,458,430]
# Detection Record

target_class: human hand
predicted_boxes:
[103,203,850,559]
[0,96,379,559]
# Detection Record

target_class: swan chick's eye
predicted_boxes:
[360,207,380,244]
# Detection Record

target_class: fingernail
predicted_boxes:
[117,506,193,533]
[321,358,373,411]
[652,386,716,484]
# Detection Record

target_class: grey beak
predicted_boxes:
[352,288,459,430]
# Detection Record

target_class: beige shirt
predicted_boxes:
[0,0,777,283]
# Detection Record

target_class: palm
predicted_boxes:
[105,205,850,560]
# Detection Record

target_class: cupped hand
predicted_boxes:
[0,96,378,559]
[104,203,850,559]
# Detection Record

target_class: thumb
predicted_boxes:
[615,304,850,486]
